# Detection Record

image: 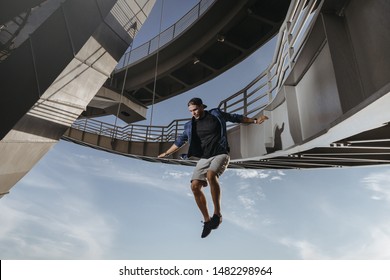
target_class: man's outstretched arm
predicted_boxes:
[158,143,180,158]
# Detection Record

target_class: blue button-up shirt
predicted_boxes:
[174,108,244,158]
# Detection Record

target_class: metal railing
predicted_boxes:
[0,10,31,62]
[71,117,190,142]
[110,0,142,39]
[115,0,216,70]
[218,0,322,116]
[70,0,323,143]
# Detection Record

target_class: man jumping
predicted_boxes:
[158,97,268,238]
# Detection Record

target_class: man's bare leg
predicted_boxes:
[191,179,210,222]
[207,170,221,216]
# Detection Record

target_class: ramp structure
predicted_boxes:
[64,0,390,169]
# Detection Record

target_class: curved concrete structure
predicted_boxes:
[63,0,390,170]
[85,0,292,123]
[2,0,390,199]
[0,0,156,198]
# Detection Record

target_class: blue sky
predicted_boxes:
[1,0,390,260]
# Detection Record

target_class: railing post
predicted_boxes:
[113,126,118,140]
[161,127,165,141]
[145,126,149,142]
[175,120,179,139]
[83,118,88,133]
[267,69,273,102]
[172,22,176,38]
[130,125,134,141]
[286,21,294,69]
[147,41,151,56]
[99,122,103,135]
[243,90,248,116]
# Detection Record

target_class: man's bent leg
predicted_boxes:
[207,154,229,217]
[207,170,221,216]
[191,179,210,222]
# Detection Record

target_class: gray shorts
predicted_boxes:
[191,154,230,185]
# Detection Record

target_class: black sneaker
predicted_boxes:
[201,220,213,238]
[210,214,222,230]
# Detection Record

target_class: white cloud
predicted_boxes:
[362,169,390,203]
[51,149,191,195]
[226,211,258,231]
[276,221,390,259]
[223,181,269,231]
[238,195,256,210]
[0,148,122,259]
[279,238,328,259]
[0,193,117,259]
[0,199,33,239]
[233,169,270,179]
[340,224,390,259]
[163,170,192,179]
[1,143,199,259]
[20,172,64,190]
[230,169,287,181]
[11,141,390,260]
[107,166,190,194]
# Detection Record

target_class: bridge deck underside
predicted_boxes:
[63,0,390,171]
[62,122,390,170]
[109,0,291,107]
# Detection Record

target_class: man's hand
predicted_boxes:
[158,152,168,158]
[255,115,268,124]
[158,144,179,158]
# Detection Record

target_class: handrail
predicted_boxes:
[115,0,216,71]
[69,0,323,143]
[71,117,190,142]
[218,0,322,116]
[0,10,31,62]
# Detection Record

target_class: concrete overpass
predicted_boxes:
[0,0,156,198]
[0,0,293,198]
[2,0,390,199]
[64,0,390,170]
[84,0,292,123]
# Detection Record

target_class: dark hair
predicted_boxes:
[188,97,207,108]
